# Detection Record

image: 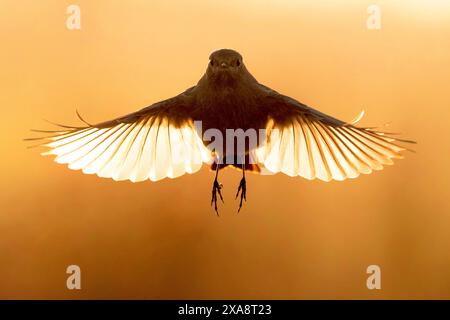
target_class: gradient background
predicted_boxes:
[1,0,449,299]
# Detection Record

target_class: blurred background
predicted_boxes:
[0,0,449,299]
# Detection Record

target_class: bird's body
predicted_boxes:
[28,49,414,213]
[169,50,270,149]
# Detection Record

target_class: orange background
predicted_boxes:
[0,0,449,299]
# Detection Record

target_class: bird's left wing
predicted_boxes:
[28,91,212,182]
[254,90,415,181]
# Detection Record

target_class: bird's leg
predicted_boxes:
[211,163,224,215]
[235,162,247,212]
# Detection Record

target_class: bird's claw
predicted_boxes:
[235,177,247,212]
[211,179,224,215]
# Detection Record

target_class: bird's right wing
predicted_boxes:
[28,91,212,182]
[254,91,415,181]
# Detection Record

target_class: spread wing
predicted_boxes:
[255,89,415,181]
[28,89,212,182]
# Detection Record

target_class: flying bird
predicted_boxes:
[27,49,414,214]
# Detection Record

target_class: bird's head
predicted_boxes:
[206,49,246,85]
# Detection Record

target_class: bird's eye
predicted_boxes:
[210,60,214,66]
[236,60,241,67]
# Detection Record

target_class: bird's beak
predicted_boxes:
[220,62,228,68]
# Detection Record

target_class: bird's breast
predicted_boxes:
[193,88,267,133]
[191,89,269,159]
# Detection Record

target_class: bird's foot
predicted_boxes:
[211,179,224,215]
[235,177,247,212]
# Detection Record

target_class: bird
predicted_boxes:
[27,49,414,214]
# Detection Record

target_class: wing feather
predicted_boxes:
[258,101,414,181]
[31,91,212,182]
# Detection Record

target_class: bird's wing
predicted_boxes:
[28,90,212,182]
[254,89,415,181]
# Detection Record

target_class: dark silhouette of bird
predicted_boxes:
[27,49,414,214]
